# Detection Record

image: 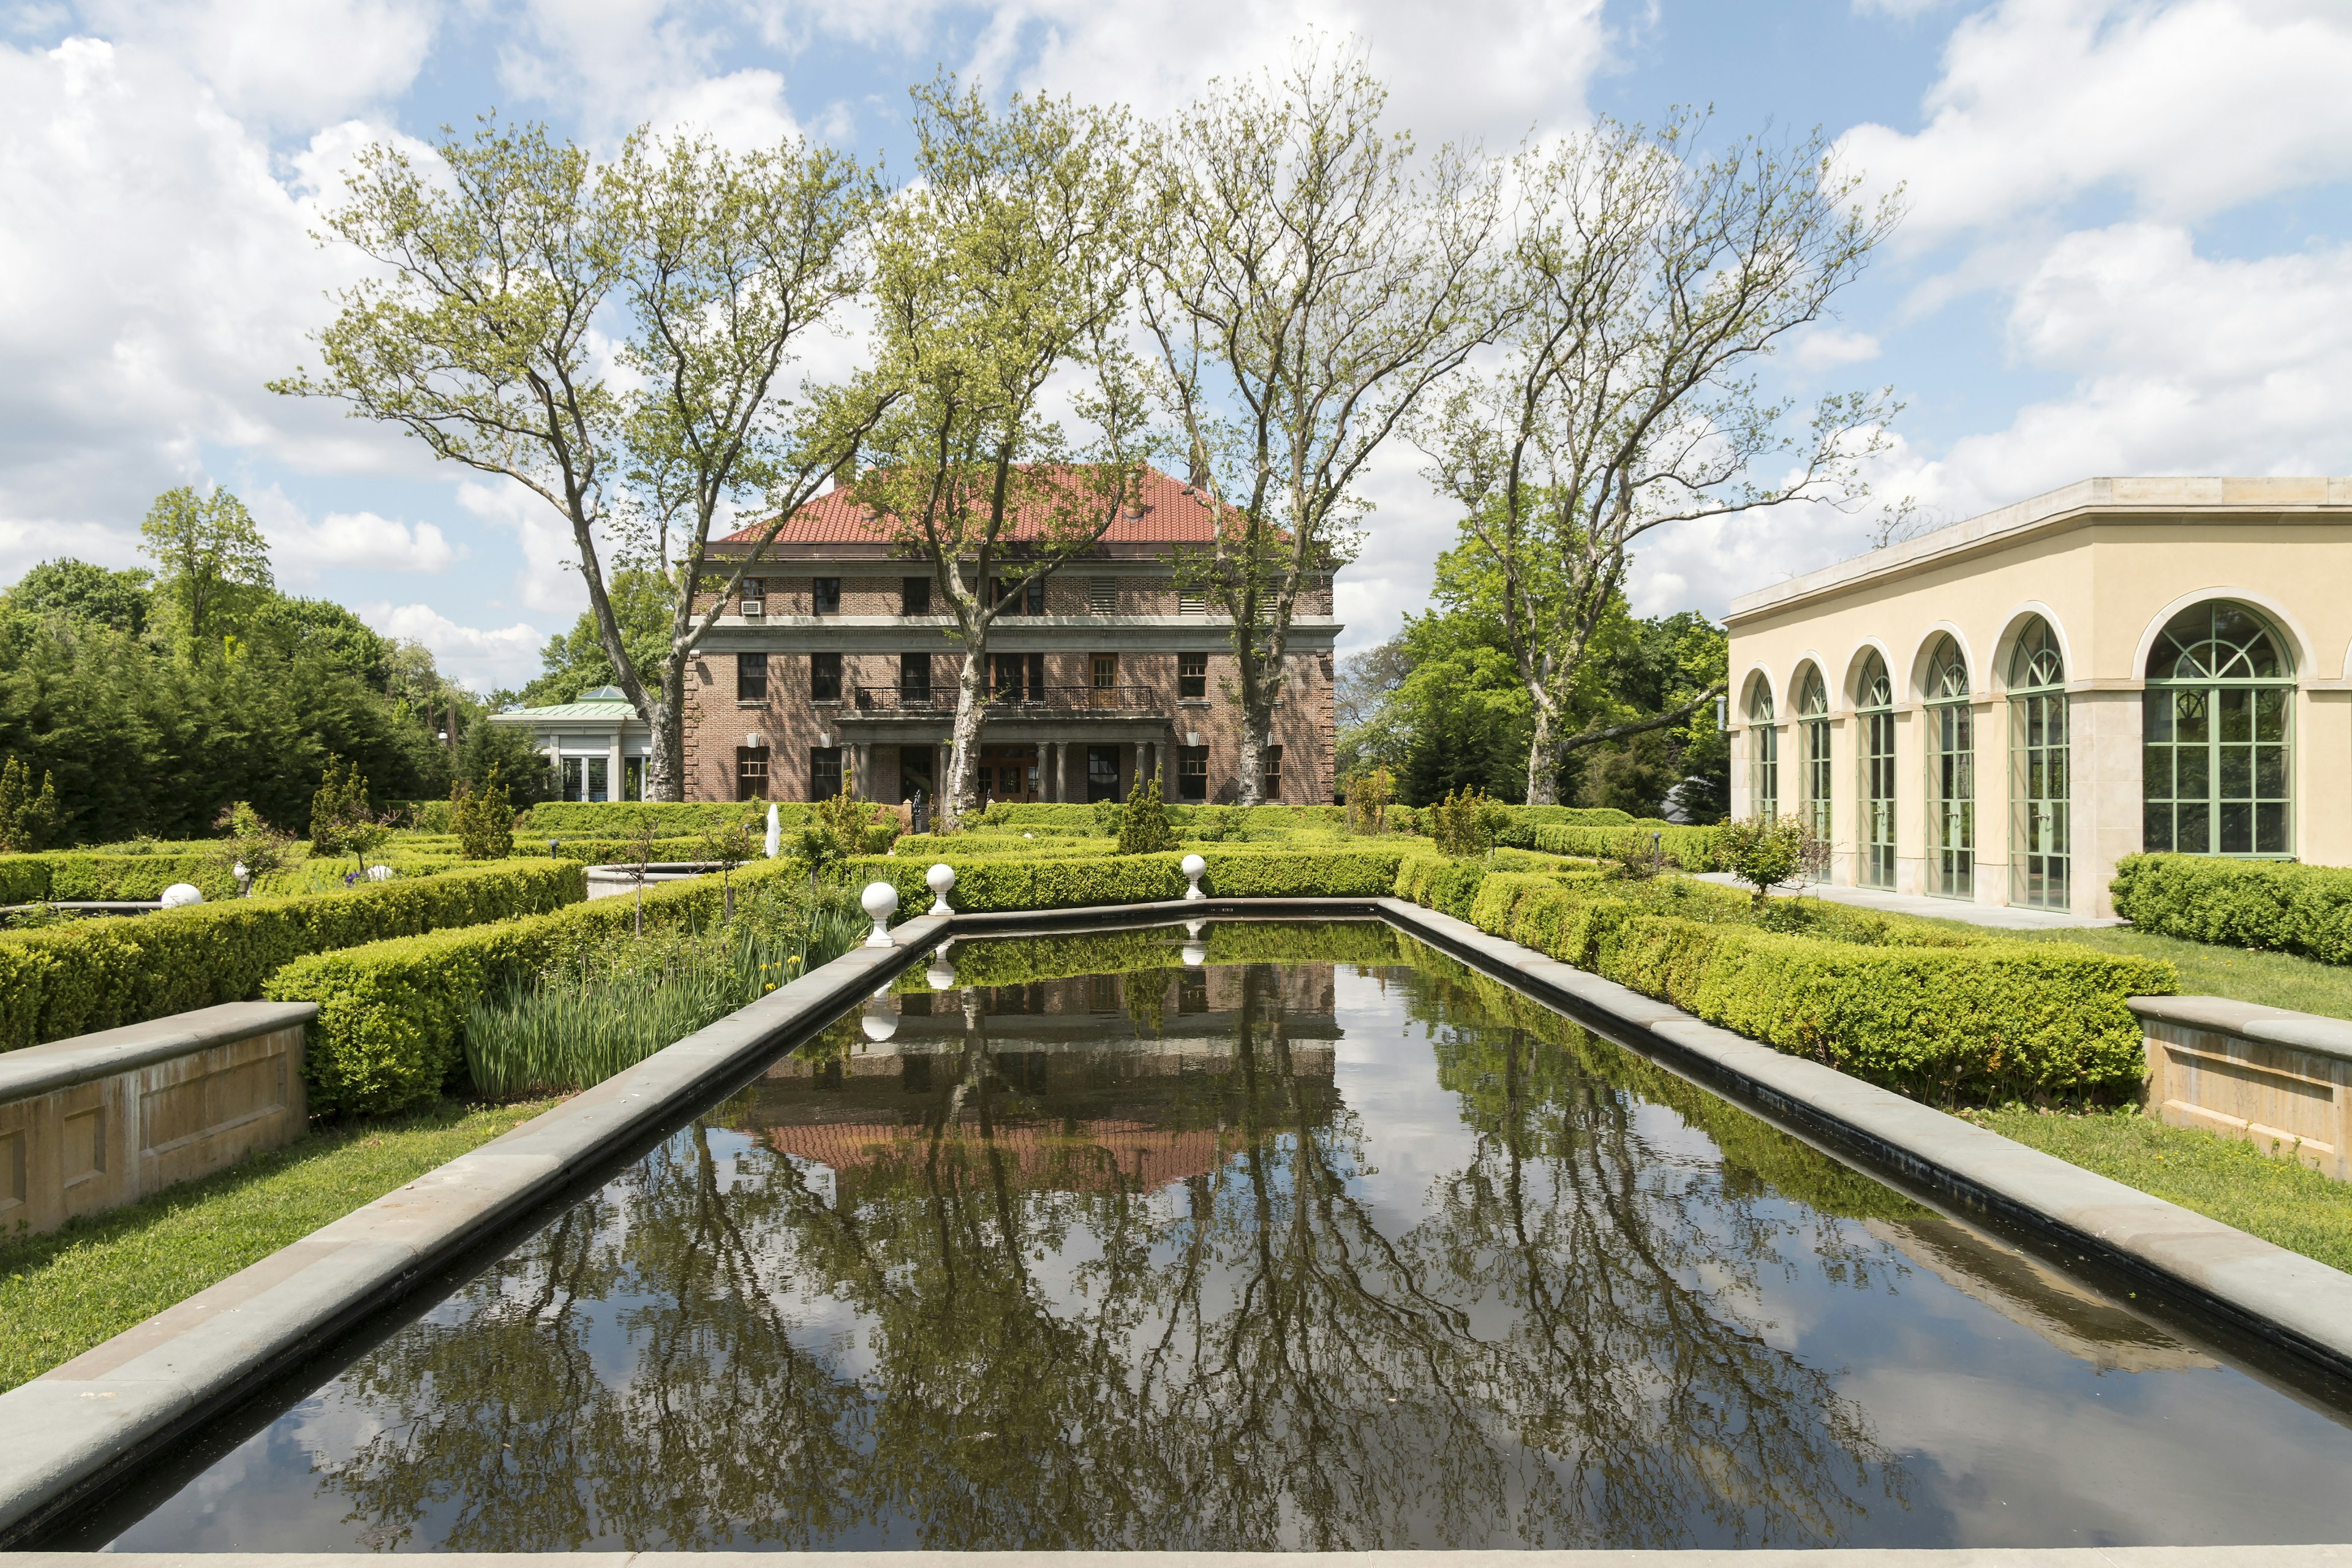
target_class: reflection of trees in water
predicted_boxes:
[316,962,1909,1550]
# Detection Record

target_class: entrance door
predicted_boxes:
[978,744,1039,802]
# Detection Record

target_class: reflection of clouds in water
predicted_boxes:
[96,940,2352,1553]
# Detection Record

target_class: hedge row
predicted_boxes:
[519,801,802,834]
[2111,853,2352,964]
[850,845,1415,913]
[1500,820,1725,870]
[1409,860,2173,1102]
[0,859,587,1053]
[263,858,803,1116]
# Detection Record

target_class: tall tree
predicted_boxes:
[1415,116,1901,804]
[1141,50,1504,805]
[853,80,1149,827]
[277,119,885,800]
[139,486,274,649]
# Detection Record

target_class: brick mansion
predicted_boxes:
[495,465,1343,807]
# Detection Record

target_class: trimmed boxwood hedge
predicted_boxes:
[2111,853,2352,963]
[1419,857,2172,1101]
[520,801,803,834]
[264,857,802,1116]
[0,859,586,1054]
[1502,820,1725,869]
[853,845,1412,913]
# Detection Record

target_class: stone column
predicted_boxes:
[608,731,623,804]
[853,742,872,799]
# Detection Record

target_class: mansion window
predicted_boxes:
[1178,746,1209,802]
[2009,616,2070,910]
[900,652,932,700]
[1179,652,1207,701]
[1858,651,1896,891]
[810,651,842,703]
[1087,745,1121,803]
[1091,652,1118,689]
[1798,667,1830,843]
[735,747,769,802]
[810,746,842,801]
[992,652,1045,703]
[902,575,930,614]
[741,578,765,615]
[812,577,841,614]
[1261,745,1283,801]
[991,575,1045,616]
[736,651,767,704]
[1746,681,1777,821]
[1924,635,1974,899]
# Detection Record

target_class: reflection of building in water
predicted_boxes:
[735,963,1341,1200]
[1866,1216,2214,1374]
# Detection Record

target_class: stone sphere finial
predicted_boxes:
[925,862,956,915]
[861,880,901,947]
[1180,853,1207,901]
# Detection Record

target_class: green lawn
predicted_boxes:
[1962,1102,2352,1273]
[0,1096,555,1393]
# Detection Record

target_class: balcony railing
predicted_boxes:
[849,684,1166,716]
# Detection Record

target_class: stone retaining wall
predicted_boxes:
[2133,995,2352,1179]
[0,1001,315,1240]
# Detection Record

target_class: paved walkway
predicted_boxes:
[1690,872,2124,930]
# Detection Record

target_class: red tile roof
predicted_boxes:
[718,463,1223,549]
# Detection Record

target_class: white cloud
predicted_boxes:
[1790,328,1883,370]
[262,501,461,579]
[1840,0,2352,245]
[360,602,546,690]
[1887,222,2352,520]
[456,479,587,616]
[75,0,439,129]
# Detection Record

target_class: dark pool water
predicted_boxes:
[99,924,2352,1551]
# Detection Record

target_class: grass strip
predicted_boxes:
[0,1096,556,1393]
[1962,1102,2352,1274]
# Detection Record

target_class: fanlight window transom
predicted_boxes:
[1925,637,1970,703]
[1858,651,1892,709]
[1798,668,1828,717]
[2147,601,2292,682]
[2008,617,2065,692]
[1746,680,1775,723]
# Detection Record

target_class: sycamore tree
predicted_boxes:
[1415,116,1902,804]
[277,119,888,800]
[1140,51,1504,805]
[853,80,1150,828]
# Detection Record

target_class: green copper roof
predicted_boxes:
[496,699,639,721]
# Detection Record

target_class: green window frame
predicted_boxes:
[2007,617,2070,911]
[2143,601,2293,857]
[1746,680,1778,820]
[1856,652,1895,889]
[1798,667,1831,843]
[1924,636,1973,899]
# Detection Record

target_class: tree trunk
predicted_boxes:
[645,660,689,802]
[1234,701,1272,807]
[1525,699,1559,806]
[942,643,990,829]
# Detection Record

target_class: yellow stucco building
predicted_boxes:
[1723,477,2352,918]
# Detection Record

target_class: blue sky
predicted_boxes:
[4,0,2350,689]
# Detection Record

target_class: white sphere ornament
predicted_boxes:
[366,864,394,882]
[861,880,901,948]
[159,883,203,908]
[1180,853,1207,901]
[925,862,956,915]
[862,984,899,1042]
[1182,940,1208,967]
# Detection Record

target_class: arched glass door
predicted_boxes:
[1747,680,1779,820]
[2144,601,2294,856]
[1858,652,1896,889]
[1799,668,1831,844]
[2008,619,2069,910]
[1924,637,1973,899]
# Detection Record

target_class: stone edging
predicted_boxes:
[2131,993,2352,1067]
[0,1003,318,1102]
[0,916,946,1548]
[1376,897,2352,1380]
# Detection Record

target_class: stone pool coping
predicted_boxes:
[13,1553,2352,1567]
[6,894,2352,1552]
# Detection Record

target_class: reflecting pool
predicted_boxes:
[99,923,2352,1551]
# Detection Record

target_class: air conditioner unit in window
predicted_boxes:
[741,598,764,618]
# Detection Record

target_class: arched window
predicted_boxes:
[1857,652,1895,889]
[2008,618,2068,910]
[1746,679,1778,821]
[1924,636,1973,898]
[1798,667,1831,842]
[2144,601,2293,856]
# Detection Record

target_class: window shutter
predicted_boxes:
[1178,590,1207,614]
[1089,577,1117,612]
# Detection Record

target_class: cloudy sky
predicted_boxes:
[3,0,2346,688]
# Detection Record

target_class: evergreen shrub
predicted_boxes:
[2111,853,2352,963]
[521,801,809,834]
[0,859,585,1052]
